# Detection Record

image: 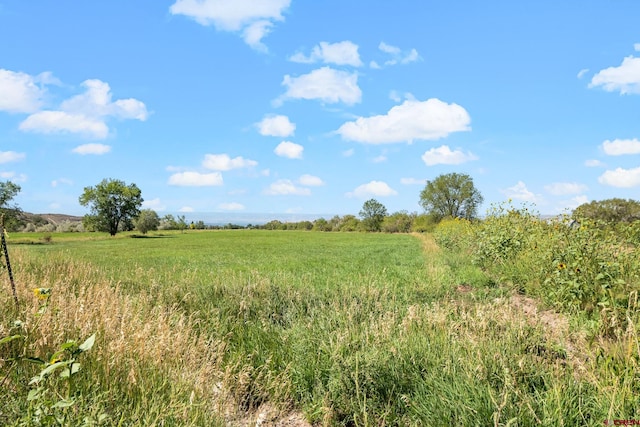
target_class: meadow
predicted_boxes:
[0,224,638,425]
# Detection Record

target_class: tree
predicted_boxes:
[135,209,160,234]
[0,181,22,231]
[359,199,388,232]
[419,173,483,221]
[79,178,143,236]
[573,198,640,224]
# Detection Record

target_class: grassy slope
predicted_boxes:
[0,230,635,425]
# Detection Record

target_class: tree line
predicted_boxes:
[2,174,640,235]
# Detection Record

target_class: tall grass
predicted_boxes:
[1,229,636,425]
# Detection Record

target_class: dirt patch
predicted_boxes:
[227,404,312,427]
[508,293,592,380]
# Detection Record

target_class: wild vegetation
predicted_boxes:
[1,220,639,425]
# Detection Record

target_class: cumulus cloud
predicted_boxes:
[0,151,25,163]
[336,98,470,144]
[577,69,589,79]
[298,174,324,186]
[51,178,73,187]
[589,55,640,94]
[168,171,223,186]
[598,167,640,187]
[169,0,290,50]
[72,143,111,155]
[585,159,605,167]
[19,79,147,139]
[274,141,303,159]
[501,181,542,203]
[400,177,426,185]
[377,42,420,66]
[421,145,478,166]
[602,138,640,155]
[219,202,245,211]
[0,171,27,182]
[143,198,167,211]
[544,182,588,196]
[257,114,295,137]
[278,67,361,105]
[346,180,397,198]
[202,154,257,170]
[264,179,311,195]
[179,206,194,212]
[0,69,57,113]
[289,41,363,67]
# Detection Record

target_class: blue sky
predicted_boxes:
[1,1,639,220]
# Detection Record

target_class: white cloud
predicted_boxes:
[202,154,257,170]
[577,69,589,79]
[565,195,589,210]
[219,202,245,211]
[0,171,27,182]
[421,145,478,166]
[544,182,588,196]
[19,79,147,139]
[0,151,25,163]
[274,141,303,159]
[168,171,223,186]
[242,20,272,52]
[0,69,51,113]
[342,148,355,157]
[169,0,290,50]
[289,41,363,67]
[142,198,167,211]
[298,174,324,186]
[377,42,420,66]
[264,179,311,195]
[401,177,426,185]
[179,206,194,212]
[257,114,295,137]
[598,167,640,187]
[372,155,387,163]
[635,43,640,52]
[585,159,605,167]
[589,55,640,94]
[278,67,361,105]
[51,178,73,187]
[501,181,541,203]
[337,98,470,144]
[602,138,640,155]
[346,180,397,198]
[72,143,111,155]
[21,111,110,138]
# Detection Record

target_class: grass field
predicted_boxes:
[0,229,637,425]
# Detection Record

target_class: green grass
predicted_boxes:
[1,230,637,425]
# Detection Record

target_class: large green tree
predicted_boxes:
[573,198,640,224]
[419,173,483,221]
[359,199,388,232]
[79,179,143,236]
[0,181,23,231]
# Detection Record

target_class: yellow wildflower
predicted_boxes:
[33,288,51,300]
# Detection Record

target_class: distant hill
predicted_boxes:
[23,212,83,225]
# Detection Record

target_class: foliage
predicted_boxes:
[359,199,387,232]
[79,178,143,236]
[573,198,640,224]
[0,181,23,231]
[419,172,483,221]
[134,209,160,234]
[381,210,414,233]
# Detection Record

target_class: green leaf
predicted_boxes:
[78,333,96,352]
[0,334,23,345]
[52,399,75,409]
[24,357,46,365]
[27,388,42,401]
[39,360,70,378]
